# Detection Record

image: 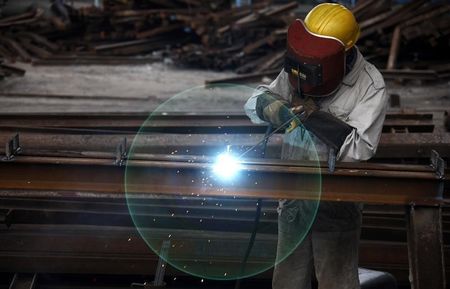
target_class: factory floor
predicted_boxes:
[0,62,449,113]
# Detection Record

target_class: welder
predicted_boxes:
[244,3,388,289]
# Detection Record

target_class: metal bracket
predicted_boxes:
[0,209,12,228]
[430,150,445,179]
[3,133,21,161]
[115,137,127,166]
[9,273,37,289]
[328,148,336,173]
[131,240,170,288]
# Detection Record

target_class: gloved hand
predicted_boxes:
[285,97,319,132]
[302,111,353,150]
[255,92,299,130]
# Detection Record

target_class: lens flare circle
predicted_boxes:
[125,83,322,280]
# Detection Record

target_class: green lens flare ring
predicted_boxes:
[125,83,322,280]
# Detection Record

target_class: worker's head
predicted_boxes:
[285,3,360,97]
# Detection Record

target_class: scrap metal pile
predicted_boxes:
[0,0,448,79]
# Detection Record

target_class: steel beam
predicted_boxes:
[8,273,37,289]
[0,112,441,132]
[0,223,449,283]
[407,206,446,289]
[0,155,446,287]
[0,156,444,205]
[0,112,447,160]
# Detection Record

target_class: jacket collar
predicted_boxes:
[342,46,364,87]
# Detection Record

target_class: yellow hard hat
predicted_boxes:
[304,3,360,51]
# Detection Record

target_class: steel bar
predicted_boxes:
[206,68,442,84]
[0,155,444,205]
[358,0,427,39]
[0,223,449,282]
[0,111,441,132]
[16,32,59,52]
[0,93,152,102]
[8,273,37,289]
[0,36,31,63]
[0,8,43,28]
[0,130,448,160]
[205,70,279,84]
[2,198,450,244]
[387,26,402,70]
[386,4,450,70]
[32,55,160,66]
[0,64,26,77]
[407,206,446,289]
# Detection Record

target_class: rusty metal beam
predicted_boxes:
[0,155,444,205]
[32,55,159,66]
[8,273,37,289]
[0,131,448,161]
[0,111,440,131]
[407,206,446,289]
[0,112,447,160]
[0,223,449,283]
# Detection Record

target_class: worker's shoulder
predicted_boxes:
[361,60,385,90]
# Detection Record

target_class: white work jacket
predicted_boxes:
[244,48,388,162]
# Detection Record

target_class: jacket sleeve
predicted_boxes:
[338,84,388,161]
[244,70,291,124]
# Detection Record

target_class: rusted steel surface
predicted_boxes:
[386,4,450,71]
[8,273,37,289]
[1,196,449,244]
[0,223,449,282]
[0,155,444,205]
[206,68,446,84]
[407,206,446,289]
[0,110,448,160]
[32,55,160,66]
[0,111,441,130]
[0,133,447,163]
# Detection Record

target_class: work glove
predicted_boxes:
[255,91,300,131]
[302,111,353,151]
[287,97,353,151]
[286,97,319,132]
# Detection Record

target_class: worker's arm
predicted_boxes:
[244,70,291,125]
[336,83,388,161]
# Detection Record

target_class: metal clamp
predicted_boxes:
[328,148,336,173]
[0,209,12,228]
[131,240,170,288]
[430,150,445,179]
[115,137,127,166]
[3,133,21,161]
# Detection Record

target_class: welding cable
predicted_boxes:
[234,124,272,289]
[238,114,298,159]
[234,197,263,289]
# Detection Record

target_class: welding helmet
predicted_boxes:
[285,4,359,97]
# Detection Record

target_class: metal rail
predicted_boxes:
[0,112,448,160]
[0,155,444,205]
[0,112,447,288]
[0,223,447,283]
[0,153,446,288]
[0,111,441,132]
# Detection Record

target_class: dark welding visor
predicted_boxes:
[287,20,345,97]
[284,56,323,87]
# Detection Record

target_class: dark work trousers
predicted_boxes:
[272,200,362,289]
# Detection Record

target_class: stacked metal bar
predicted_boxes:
[0,0,447,79]
[0,111,448,287]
